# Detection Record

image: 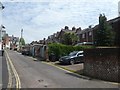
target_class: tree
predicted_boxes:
[94,14,115,46]
[19,37,25,46]
[61,33,78,45]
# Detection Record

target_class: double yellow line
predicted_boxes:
[5,50,21,89]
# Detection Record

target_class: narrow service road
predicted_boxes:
[6,50,118,88]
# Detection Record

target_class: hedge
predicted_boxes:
[48,43,94,61]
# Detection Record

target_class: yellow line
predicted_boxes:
[42,61,72,73]
[5,50,21,89]
[41,61,90,79]
[5,53,12,89]
[42,61,120,86]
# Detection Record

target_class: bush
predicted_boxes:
[48,43,94,61]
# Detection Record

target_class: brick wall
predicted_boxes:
[83,48,120,82]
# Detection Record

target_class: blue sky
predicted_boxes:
[2,0,120,43]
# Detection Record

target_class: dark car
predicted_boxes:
[59,51,84,65]
[21,48,30,55]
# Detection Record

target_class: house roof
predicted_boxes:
[77,28,93,34]
[108,16,120,24]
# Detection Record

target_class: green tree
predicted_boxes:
[71,33,78,45]
[61,33,78,45]
[94,14,115,46]
[19,37,25,46]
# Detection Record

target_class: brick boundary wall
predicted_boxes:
[83,48,120,82]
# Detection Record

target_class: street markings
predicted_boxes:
[5,50,21,89]
[5,53,12,88]
[42,61,120,86]
[41,61,90,80]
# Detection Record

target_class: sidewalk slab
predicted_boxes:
[0,56,2,89]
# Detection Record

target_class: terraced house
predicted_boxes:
[76,16,120,46]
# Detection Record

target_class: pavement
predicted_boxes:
[0,50,9,89]
[0,52,2,90]
[4,49,119,88]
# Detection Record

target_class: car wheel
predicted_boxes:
[70,59,75,65]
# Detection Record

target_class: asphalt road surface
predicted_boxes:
[5,50,119,88]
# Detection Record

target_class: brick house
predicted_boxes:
[46,32,60,44]
[76,16,120,45]
[2,34,11,49]
[57,26,78,44]
[10,35,19,50]
[46,26,82,45]
[76,26,94,45]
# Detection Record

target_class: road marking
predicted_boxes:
[5,50,21,89]
[41,61,90,80]
[5,53,12,88]
[42,61,120,86]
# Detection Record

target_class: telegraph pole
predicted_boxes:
[19,29,23,52]
[21,29,23,38]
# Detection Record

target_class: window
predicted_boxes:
[82,34,85,38]
[77,53,84,57]
[89,32,92,36]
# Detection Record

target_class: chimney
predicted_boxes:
[64,26,69,30]
[72,27,76,31]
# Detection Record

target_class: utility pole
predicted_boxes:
[19,29,23,52]
[21,29,23,38]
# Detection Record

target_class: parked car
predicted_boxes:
[21,49,30,55]
[21,46,30,55]
[59,51,84,65]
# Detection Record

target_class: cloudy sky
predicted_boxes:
[1,0,120,43]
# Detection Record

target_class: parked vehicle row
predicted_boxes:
[19,45,84,65]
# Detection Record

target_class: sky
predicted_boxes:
[1,0,120,43]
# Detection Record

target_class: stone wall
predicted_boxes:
[83,48,120,82]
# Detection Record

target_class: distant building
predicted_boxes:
[57,26,78,44]
[2,34,11,49]
[10,35,19,50]
[118,1,120,16]
[76,26,93,45]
